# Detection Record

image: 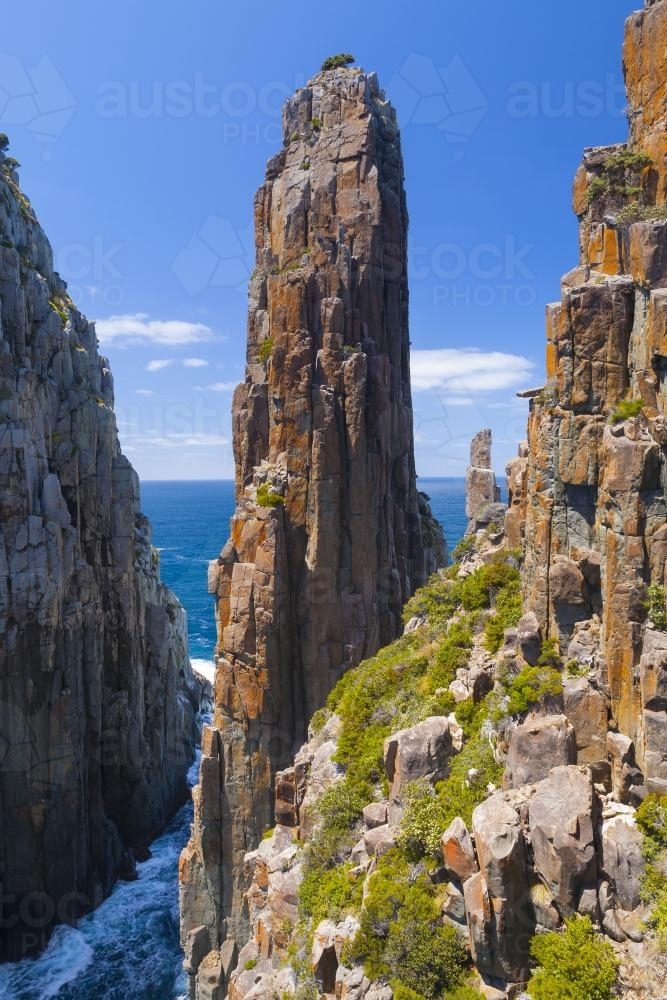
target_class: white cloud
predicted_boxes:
[183,358,209,368]
[146,359,174,372]
[195,381,238,392]
[135,388,156,396]
[125,431,229,449]
[95,312,215,347]
[410,348,535,394]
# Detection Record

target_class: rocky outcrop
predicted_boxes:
[517,0,667,795]
[465,429,502,530]
[0,153,198,959]
[180,65,445,995]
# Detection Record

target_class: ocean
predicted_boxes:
[0,478,470,1000]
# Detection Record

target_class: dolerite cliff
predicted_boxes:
[509,0,667,796]
[0,152,199,959]
[179,66,445,996]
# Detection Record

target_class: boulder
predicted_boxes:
[384,717,453,800]
[517,612,542,666]
[529,766,597,910]
[441,817,478,882]
[601,813,645,911]
[562,677,608,763]
[504,715,577,789]
[470,793,533,982]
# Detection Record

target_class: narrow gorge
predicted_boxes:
[0,150,200,962]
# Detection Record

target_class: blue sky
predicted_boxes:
[2,0,634,478]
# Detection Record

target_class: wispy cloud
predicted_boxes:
[95,312,216,347]
[146,359,174,372]
[135,388,156,396]
[195,380,238,392]
[125,431,229,449]
[410,348,534,394]
[183,358,209,368]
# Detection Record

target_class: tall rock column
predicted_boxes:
[520,0,667,793]
[180,66,445,996]
[0,153,199,960]
[465,429,501,527]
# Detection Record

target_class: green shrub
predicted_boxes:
[637,793,667,944]
[505,665,563,717]
[0,133,8,153]
[244,958,258,970]
[451,534,476,562]
[321,53,355,71]
[347,850,469,999]
[586,150,652,207]
[256,482,285,507]
[299,861,362,926]
[536,638,562,668]
[310,116,322,130]
[483,578,522,653]
[527,915,618,1000]
[616,202,667,225]
[609,397,644,424]
[258,337,274,363]
[644,583,667,630]
[444,986,486,1000]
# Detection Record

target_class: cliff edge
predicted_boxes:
[0,150,199,960]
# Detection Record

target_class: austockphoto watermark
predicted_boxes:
[412,237,536,308]
[94,74,303,144]
[55,235,125,309]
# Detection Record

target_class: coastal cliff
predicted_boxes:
[185,5,667,1000]
[512,0,667,794]
[0,150,199,960]
[179,65,445,997]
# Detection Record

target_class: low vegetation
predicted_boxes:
[321,53,355,71]
[294,553,520,989]
[258,337,274,363]
[256,482,285,507]
[644,583,667,631]
[609,398,644,424]
[636,793,667,946]
[586,150,652,207]
[527,915,618,1000]
[345,849,471,1000]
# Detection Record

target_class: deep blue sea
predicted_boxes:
[0,479,468,1000]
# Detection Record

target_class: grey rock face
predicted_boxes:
[504,715,577,789]
[0,155,198,959]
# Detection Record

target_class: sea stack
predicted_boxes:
[179,64,445,994]
[0,154,199,959]
[514,0,667,791]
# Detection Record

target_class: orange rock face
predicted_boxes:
[179,66,446,996]
[516,0,667,790]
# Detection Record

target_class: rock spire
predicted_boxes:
[179,64,445,996]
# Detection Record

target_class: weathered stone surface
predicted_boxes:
[529,766,597,911]
[384,716,453,800]
[601,812,645,911]
[504,715,577,789]
[465,429,501,523]
[0,155,198,959]
[562,677,609,763]
[180,66,446,990]
[517,611,542,666]
[441,817,479,883]
[470,793,533,982]
[519,0,667,796]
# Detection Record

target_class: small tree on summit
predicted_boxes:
[321,53,355,71]
[0,134,10,154]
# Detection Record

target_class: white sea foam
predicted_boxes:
[190,658,215,685]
